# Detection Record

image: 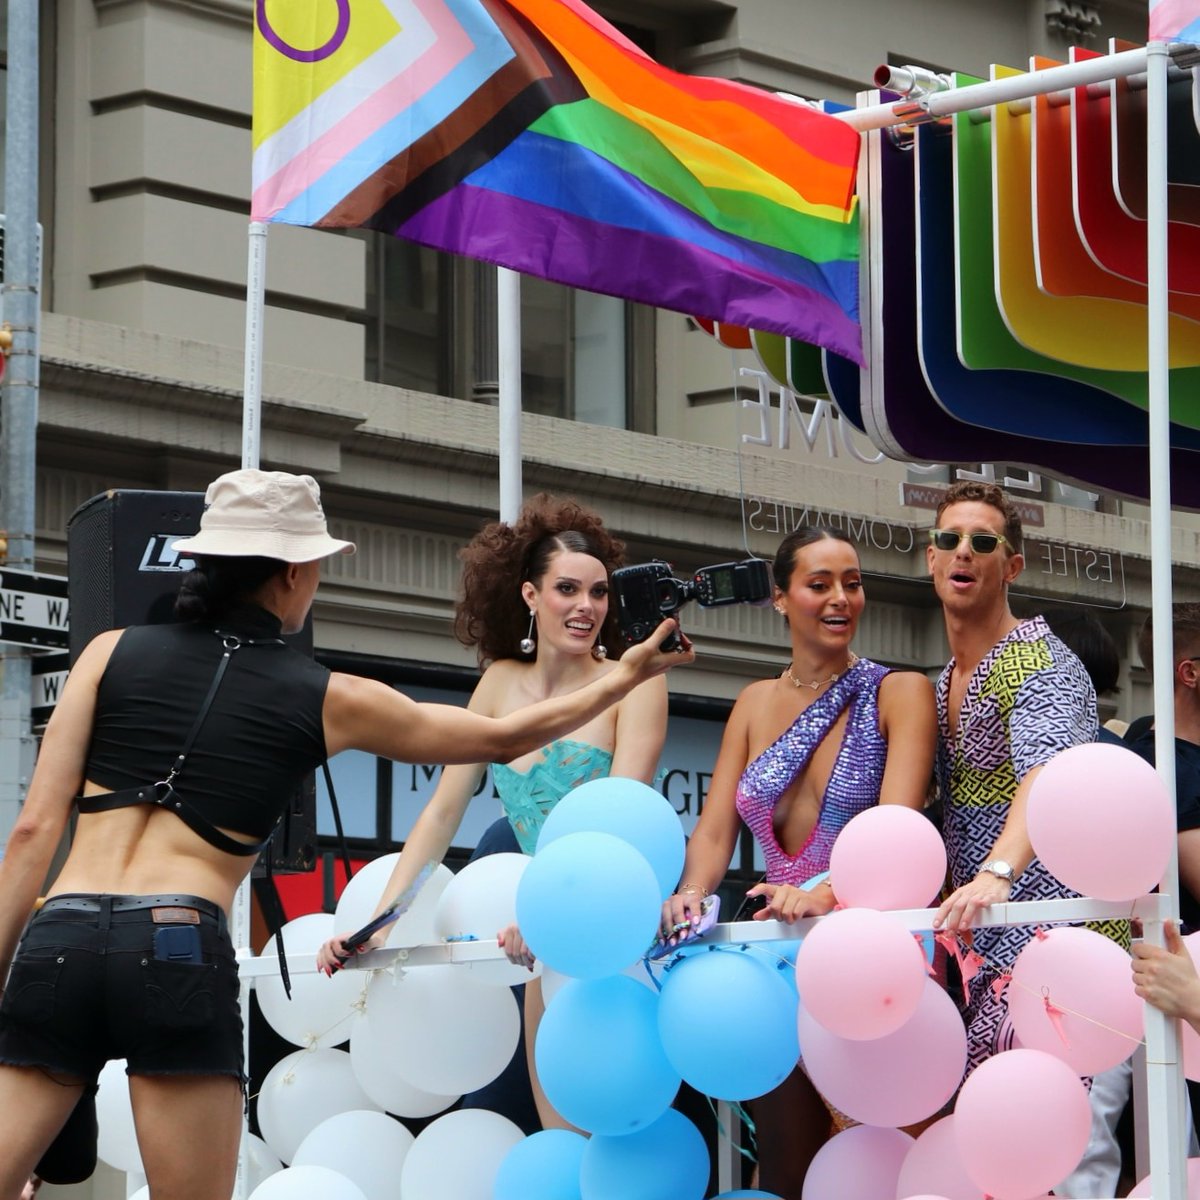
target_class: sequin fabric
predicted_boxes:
[735,658,891,885]
[492,738,615,855]
[936,615,1097,1069]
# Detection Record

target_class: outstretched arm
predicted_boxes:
[317,666,513,974]
[315,758,486,974]
[323,618,691,766]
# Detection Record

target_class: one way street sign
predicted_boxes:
[0,568,70,650]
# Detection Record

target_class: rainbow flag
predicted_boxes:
[1149,0,1200,39]
[251,0,863,361]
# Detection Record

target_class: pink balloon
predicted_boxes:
[895,1115,986,1200]
[954,1049,1091,1200]
[794,908,927,1041]
[798,978,966,1128]
[829,806,947,911]
[800,1125,913,1200]
[1129,1156,1200,1195]
[1008,927,1143,1075]
[1027,744,1174,901]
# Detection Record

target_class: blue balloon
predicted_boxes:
[580,1108,709,1200]
[535,975,680,1135]
[516,831,660,979]
[657,946,799,1101]
[494,1130,587,1200]
[709,1192,782,1199]
[536,776,685,900]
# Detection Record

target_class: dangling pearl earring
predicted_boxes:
[593,641,608,660]
[519,610,536,655]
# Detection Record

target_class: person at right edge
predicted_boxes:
[927,480,1127,1198]
[1128,602,1200,1146]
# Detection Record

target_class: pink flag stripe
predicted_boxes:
[253,0,473,221]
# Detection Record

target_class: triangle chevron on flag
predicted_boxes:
[251,0,864,361]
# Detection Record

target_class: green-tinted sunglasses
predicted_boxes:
[928,528,1009,554]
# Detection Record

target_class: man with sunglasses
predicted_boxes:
[927,483,1099,1077]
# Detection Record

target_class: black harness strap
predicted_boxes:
[76,632,285,855]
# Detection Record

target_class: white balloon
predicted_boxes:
[349,1018,460,1117]
[256,1047,381,1164]
[433,854,538,986]
[257,912,367,1048]
[365,964,520,1096]
[248,1165,368,1200]
[400,1110,524,1200]
[293,1110,415,1200]
[245,1133,284,1191]
[334,856,452,950]
[96,1059,143,1175]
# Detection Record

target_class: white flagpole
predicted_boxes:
[242,221,269,470]
[231,218,269,1200]
[497,266,523,522]
[1143,35,1188,1200]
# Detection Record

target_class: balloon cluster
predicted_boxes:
[806,743,1170,1200]
[505,777,727,1199]
[88,743,1176,1200]
[241,851,531,1199]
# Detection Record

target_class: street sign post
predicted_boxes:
[0,568,69,650]
[30,651,69,728]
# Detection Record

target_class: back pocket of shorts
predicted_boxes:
[141,959,217,1031]
[0,952,64,1024]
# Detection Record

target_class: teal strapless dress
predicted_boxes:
[492,738,615,855]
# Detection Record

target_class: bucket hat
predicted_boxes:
[173,469,355,562]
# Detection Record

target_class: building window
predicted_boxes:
[363,234,454,397]
[521,277,630,428]
[364,234,655,430]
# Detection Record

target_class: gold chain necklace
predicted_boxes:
[783,652,858,691]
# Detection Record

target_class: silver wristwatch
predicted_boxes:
[979,859,1015,885]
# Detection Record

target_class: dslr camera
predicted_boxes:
[612,558,773,651]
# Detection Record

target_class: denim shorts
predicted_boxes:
[0,894,244,1085]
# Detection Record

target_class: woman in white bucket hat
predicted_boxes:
[0,469,692,1200]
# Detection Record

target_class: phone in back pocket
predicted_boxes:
[152,925,203,964]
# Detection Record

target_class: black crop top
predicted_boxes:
[82,606,330,842]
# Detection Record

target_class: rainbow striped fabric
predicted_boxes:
[1149,0,1200,40]
[251,0,863,360]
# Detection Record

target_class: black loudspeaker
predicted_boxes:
[66,489,318,874]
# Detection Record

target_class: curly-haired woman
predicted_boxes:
[318,494,671,1129]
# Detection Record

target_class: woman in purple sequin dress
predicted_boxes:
[659,527,937,1199]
